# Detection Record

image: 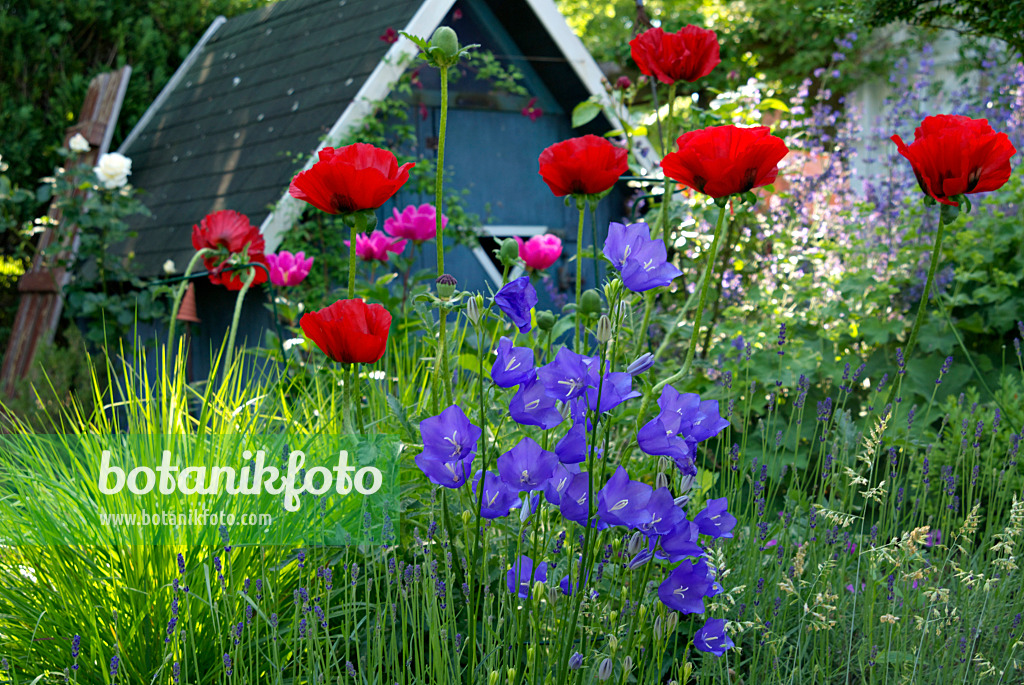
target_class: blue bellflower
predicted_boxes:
[693,497,737,539]
[509,377,565,429]
[693,617,735,656]
[597,466,653,528]
[473,470,522,519]
[657,558,716,614]
[491,337,535,388]
[507,555,547,599]
[603,221,681,292]
[497,437,558,492]
[538,347,591,402]
[494,276,538,333]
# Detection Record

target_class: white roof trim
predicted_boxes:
[119,16,227,154]
[260,0,458,252]
[260,0,655,252]
[523,0,658,170]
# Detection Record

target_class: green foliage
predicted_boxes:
[0,0,268,224]
[857,0,1024,56]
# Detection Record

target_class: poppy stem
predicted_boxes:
[654,83,676,243]
[167,248,212,348]
[223,267,257,380]
[588,200,600,303]
[884,206,949,411]
[349,213,367,298]
[637,203,727,420]
[573,199,586,351]
[435,65,449,278]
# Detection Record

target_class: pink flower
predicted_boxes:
[515,234,562,271]
[346,231,406,262]
[384,204,446,243]
[266,250,314,287]
[522,97,542,122]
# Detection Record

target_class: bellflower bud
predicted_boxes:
[627,531,645,556]
[622,657,633,673]
[666,612,679,634]
[532,580,546,601]
[507,668,516,683]
[626,352,655,375]
[654,616,663,639]
[607,635,618,652]
[488,671,499,685]
[597,658,614,681]
[603,278,623,303]
[658,457,672,472]
[596,315,612,343]
[568,652,583,670]
[548,587,560,605]
[656,472,669,489]
[466,295,481,324]
[461,510,473,526]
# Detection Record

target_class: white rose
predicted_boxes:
[93,153,132,189]
[69,133,90,153]
[163,259,176,275]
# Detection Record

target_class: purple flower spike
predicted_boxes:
[597,466,653,528]
[497,437,558,492]
[495,276,538,332]
[538,347,591,402]
[419,405,482,462]
[658,558,715,614]
[694,617,734,656]
[507,555,547,599]
[473,471,521,519]
[693,497,737,539]
[491,337,535,388]
[509,378,565,429]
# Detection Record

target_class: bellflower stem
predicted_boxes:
[654,83,677,243]
[638,202,727,419]
[574,199,586,351]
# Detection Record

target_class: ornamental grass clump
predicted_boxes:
[3,10,1024,685]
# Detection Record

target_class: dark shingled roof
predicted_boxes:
[121,0,421,275]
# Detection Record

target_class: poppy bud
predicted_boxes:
[430,26,459,59]
[579,289,602,316]
[499,237,520,266]
[536,310,556,331]
[596,315,612,343]
[597,658,613,681]
[436,273,457,299]
[616,76,632,90]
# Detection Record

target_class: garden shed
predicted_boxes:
[116,0,652,375]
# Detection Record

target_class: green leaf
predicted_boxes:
[458,352,483,376]
[758,98,790,112]
[571,100,602,128]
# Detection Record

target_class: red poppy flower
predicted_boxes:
[191,209,269,290]
[629,25,720,85]
[538,135,629,198]
[288,143,415,215]
[891,115,1016,207]
[661,125,789,199]
[300,298,392,364]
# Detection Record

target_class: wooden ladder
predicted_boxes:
[1,66,131,397]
